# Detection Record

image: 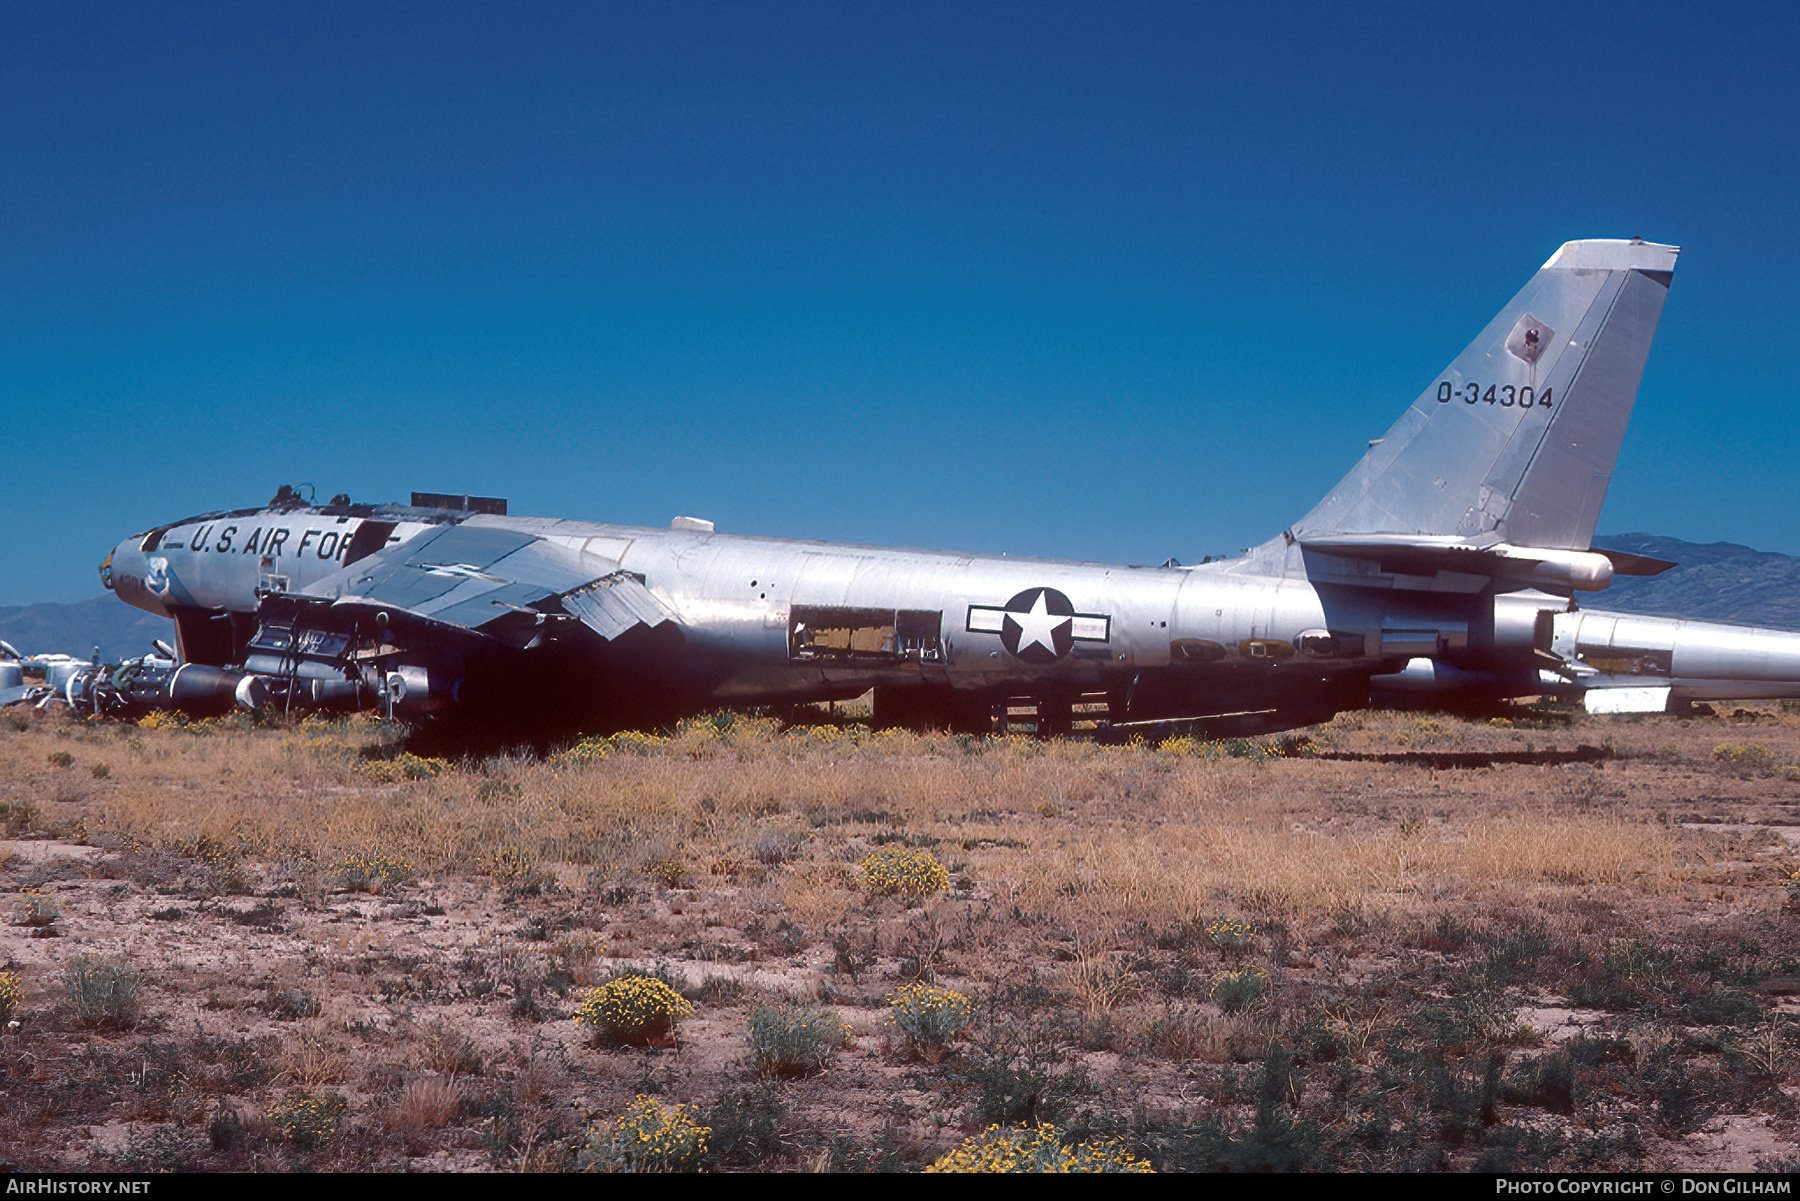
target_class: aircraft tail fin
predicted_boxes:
[1292,239,1678,552]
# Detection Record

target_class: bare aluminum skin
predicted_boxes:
[1373,603,1800,714]
[1553,607,1800,709]
[97,239,1717,732]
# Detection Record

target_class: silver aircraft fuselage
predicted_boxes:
[104,502,1377,730]
[99,238,1727,735]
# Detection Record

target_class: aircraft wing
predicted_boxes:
[298,524,675,641]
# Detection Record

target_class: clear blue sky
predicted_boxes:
[3,1,1797,605]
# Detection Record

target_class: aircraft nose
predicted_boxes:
[102,536,140,588]
[104,535,171,617]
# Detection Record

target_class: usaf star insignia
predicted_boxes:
[966,587,1110,665]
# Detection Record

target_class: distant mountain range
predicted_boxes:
[1593,534,1800,630]
[2,533,1796,661]
[0,597,175,662]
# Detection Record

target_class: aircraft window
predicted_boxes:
[1296,630,1335,656]
[1240,639,1294,660]
[1295,630,1367,658]
[1170,639,1226,664]
[296,629,348,657]
[790,606,942,662]
[140,527,172,553]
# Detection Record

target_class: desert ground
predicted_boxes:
[1,699,1797,1173]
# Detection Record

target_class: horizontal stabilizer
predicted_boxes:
[1592,547,1677,577]
[1299,534,1619,591]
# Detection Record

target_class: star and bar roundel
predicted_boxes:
[965,587,1111,665]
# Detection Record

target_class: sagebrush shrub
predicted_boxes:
[859,845,948,899]
[746,1003,849,1078]
[888,983,972,1060]
[329,852,415,894]
[1211,967,1267,1014]
[573,975,692,1045]
[926,1124,1153,1173]
[13,889,59,928]
[0,971,21,1023]
[1205,916,1255,952]
[494,844,558,893]
[699,1085,786,1167]
[754,831,808,865]
[1713,743,1773,768]
[268,1092,347,1148]
[647,859,690,889]
[574,1095,709,1172]
[65,957,143,1029]
[356,752,444,782]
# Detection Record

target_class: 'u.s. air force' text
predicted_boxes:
[168,524,354,561]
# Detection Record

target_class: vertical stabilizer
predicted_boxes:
[1292,239,1678,551]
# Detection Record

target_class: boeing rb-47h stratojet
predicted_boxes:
[98,239,1706,738]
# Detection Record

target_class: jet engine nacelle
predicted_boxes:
[162,664,254,715]
[1417,591,1562,674]
[51,657,253,718]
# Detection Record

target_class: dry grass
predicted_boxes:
[2,700,1798,1171]
[387,1076,461,1134]
[5,712,1731,927]
[280,1020,347,1091]
[1070,944,1138,1013]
